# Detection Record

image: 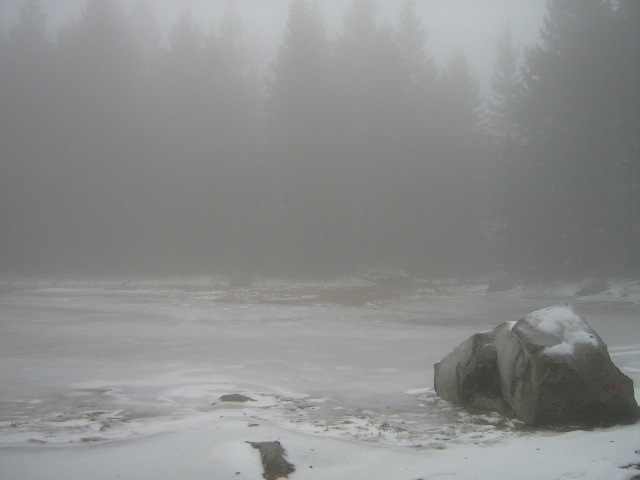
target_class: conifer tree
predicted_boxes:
[444,48,482,137]
[129,0,160,64]
[396,0,436,86]
[332,0,406,265]
[487,20,521,143]
[1,0,51,108]
[268,0,327,152]
[426,48,484,271]
[265,0,338,270]
[4,0,50,59]
[512,0,630,273]
[0,0,54,270]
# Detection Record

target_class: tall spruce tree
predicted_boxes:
[205,2,258,273]
[488,20,521,142]
[396,0,436,86]
[383,0,440,270]
[331,0,406,266]
[428,48,485,272]
[268,0,327,158]
[1,0,52,143]
[443,48,482,138]
[48,0,139,269]
[512,0,633,274]
[394,0,438,160]
[609,0,640,269]
[4,0,50,59]
[0,0,54,271]
[265,0,339,271]
[483,20,523,267]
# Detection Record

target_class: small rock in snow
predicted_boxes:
[220,394,256,403]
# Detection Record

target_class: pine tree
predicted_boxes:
[396,0,436,86]
[205,1,249,144]
[1,0,52,98]
[608,0,640,269]
[380,0,440,269]
[217,1,245,76]
[166,12,203,75]
[442,47,482,149]
[0,0,54,270]
[5,0,50,58]
[394,0,439,155]
[484,20,524,268]
[159,11,205,134]
[129,0,160,64]
[1,0,51,99]
[264,0,337,270]
[69,0,133,78]
[427,48,484,271]
[487,19,521,142]
[511,0,631,273]
[332,0,407,266]
[268,0,328,151]
[55,0,135,119]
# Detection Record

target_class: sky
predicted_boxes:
[0,0,547,89]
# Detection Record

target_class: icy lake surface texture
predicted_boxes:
[1,277,639,479]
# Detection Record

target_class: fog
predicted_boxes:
[1,0,638,278]
[0,1,546,91]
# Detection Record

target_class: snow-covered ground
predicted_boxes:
[0,276,639,479]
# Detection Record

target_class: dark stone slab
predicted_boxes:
[249,441,295,480]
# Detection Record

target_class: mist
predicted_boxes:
[1,0,638,278]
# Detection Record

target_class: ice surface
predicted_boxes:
[0,277,639,479]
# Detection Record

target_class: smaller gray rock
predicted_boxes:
[220,393,255,403]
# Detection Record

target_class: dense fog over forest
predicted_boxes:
[1,0,638,277]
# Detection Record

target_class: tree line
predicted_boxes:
[1,0,638,277]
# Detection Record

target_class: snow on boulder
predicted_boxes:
[434,305,639,426]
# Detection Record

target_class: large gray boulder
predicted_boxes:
[434,305,639,426]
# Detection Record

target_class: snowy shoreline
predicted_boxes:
[1,277,638,479]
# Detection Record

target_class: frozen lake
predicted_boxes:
[1,277,639,479]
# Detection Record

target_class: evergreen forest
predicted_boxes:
[1,0,638,278]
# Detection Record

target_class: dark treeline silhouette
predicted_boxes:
[1,0,638,278]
